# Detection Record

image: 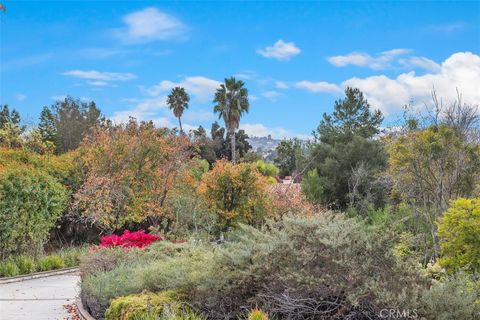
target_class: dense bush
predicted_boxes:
[81,213,429,319]
[0,166,68,259]
[198,160,271,232]
[74,120,194,231]
[420,271,480,320]
[0,148,81,189]
[437,198,480,273]
[254,160,279,183]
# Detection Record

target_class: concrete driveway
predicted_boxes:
[0,273,80,320]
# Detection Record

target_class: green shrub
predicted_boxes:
[15,256,36,274]
[420,271,480,319]
[0,259,19,277]
[437,198,480,273]
[255,160,279,178]
[36,254,65,271]
[81,242,190,319]
[301,168,323,204]
[81,213,428,319]
[0,166,68,259]
[105,291,183,320]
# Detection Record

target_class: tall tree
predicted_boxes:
[167,87,190,133]
[0,104,22,130]
[213,77,249,164]
[38,106,57,146]
[315,87,383,144]
[0,105,24,148]
[274,138,305,177]
[50,97,102,153]
[307,87,387,213]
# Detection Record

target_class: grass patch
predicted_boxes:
[0,246,88,277]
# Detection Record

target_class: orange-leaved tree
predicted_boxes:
[198,159,271,232]
[73,119,194,232]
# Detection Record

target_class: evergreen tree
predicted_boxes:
[0,104,23,131]
[50,97,102,153]
[308,87,387,213]
[38,106,57,146]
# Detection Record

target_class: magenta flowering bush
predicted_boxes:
[99,230,161,248]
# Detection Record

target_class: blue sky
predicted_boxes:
[1,1,479,138]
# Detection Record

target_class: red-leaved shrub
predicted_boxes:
[99,230,161,248]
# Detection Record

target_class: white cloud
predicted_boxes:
[15,94,26,101]
[295,80,341,93]
[183,110,214,122]
[235,72,257,80]
[115,7,187,43]
[88,81,110,87]
[275,81,289,89]
[111,96,168,123]
[257,40,301,61]
[399,56,441,73]
[110,96,201,133]
[328,48,411,70]
[79,47,130,59]
[262,90,282,101]
[342,52,480,115]
[424,22,465,34]
[146,76,221,103]
[240,123,310,140]
[62,70,136,82]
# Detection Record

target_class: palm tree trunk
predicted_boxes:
[178,117,183,134]
[230,129,236,164]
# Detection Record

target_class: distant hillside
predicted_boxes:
[248,135,281,152]
[247,136,280,161]
[248,135,308,162]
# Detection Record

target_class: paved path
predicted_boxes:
[0,273,80,320]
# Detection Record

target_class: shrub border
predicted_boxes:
[76,297,97,320]
[0,267,79,284]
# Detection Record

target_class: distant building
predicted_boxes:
[282,176,293,184]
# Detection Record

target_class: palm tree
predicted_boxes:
[167,87,190,133]
[213,77,249,164]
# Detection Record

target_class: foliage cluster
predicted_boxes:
[198,160,271,232]
[0,165,68,259]
[73,119,194,231]
[436,198,480,273]
[80,213,443,319]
